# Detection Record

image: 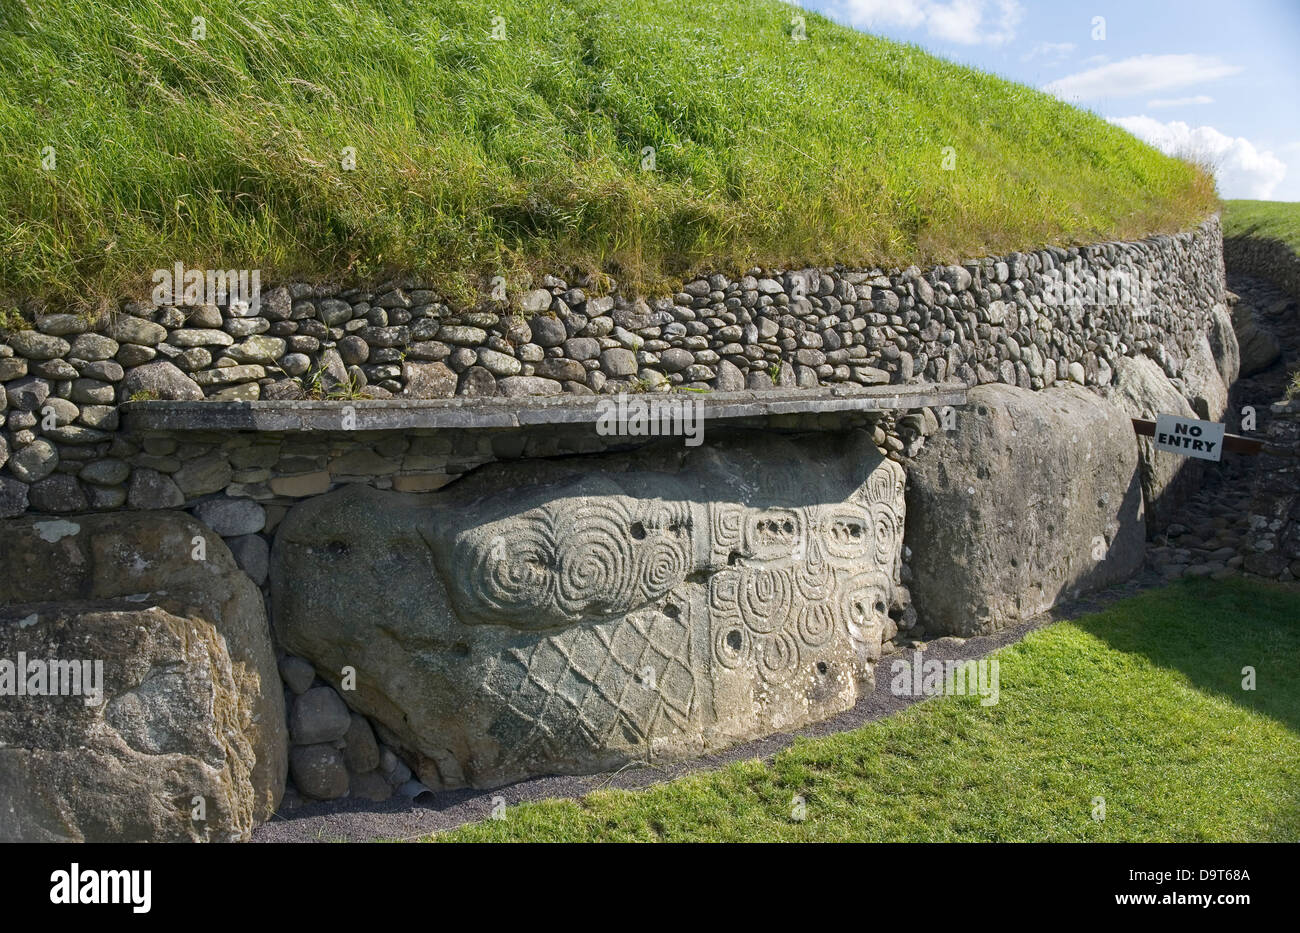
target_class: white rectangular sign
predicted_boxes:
[1153,413,1226,462]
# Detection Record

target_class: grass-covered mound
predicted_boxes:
[1,0,1215,308]
[431,577,1300,842]
[1225,199,1300,255]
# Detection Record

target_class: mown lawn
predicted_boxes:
[1,0,1214,308]
[1224,199,1300,254]
[430,577,1300,842]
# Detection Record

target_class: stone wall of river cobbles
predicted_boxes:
[0,216,1226,520]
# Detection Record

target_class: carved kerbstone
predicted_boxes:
[271,430,904,788]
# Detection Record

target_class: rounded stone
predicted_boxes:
[107,316,168,347]
[87,483,128,509]
[7,331,70,360]
[39,396,79,426]
[278,655,317,695]
[8,438,58,482]
[279,352,311,377]
[289,744,349,800]
[521,288,553,313]
[115,343,157,367]
[27,474,87,512]
[193,497,266,536]
[120,361,204,401]
[78,458,131,486]
[127,468,185,509]
[599,348,637,377]
[337,335,369,365]
[5,376,51,411]
[290,686,352,745]
[0,476,28,518]
[343,713,380,773]
[529,315,567,348]
[475,348,523,377]
[226,533,269,586]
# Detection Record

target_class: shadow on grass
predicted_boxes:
[1073,575,1300,735]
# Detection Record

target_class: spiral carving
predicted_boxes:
[555,503,638,617]
[737,567,795,635]
[640,532,690,603]
[466,518,557,622]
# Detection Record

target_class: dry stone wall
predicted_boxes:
[0,217,1225,520]
[1224,234,1300,303]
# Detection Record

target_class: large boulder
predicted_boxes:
[1231,300,1281,376]
[905,384,1145,636]
[1102,354,1203,532]
[272,431,906,788]
[1178,333,1229,422]
[1205,303,1241,389]
[0,512,285,841]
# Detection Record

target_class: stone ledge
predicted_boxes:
[120,383,968,433]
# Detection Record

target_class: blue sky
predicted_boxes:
[799,0,1300,200]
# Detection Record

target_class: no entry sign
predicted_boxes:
[1153,413,1226,462]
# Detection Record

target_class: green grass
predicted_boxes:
[430,577,1300,842]
[0,0,1216,310]
[1224,199,1300,255]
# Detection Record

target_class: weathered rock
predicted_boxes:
[528,314,566,347]
[289,744,349,800]
[173,456,233,498]
[343,713,381,773]
[226,533,270,586]
[348,770,391,802]
[1179,333,1228,422]
[1205,303,1240,388]
[713,359,746,391]
[193,498,266,536]
[497,375,563,397]
[401,361,457,399]
[278,655,317,695]
[290,686,352,745]
[0,476,28,518]
[5,376,51,411]
[1231,300,1281,376]
[7,330,70,360]
[905,384,1145,636]
[127,468,185,509]
[600,348,638,377]
[106,316,168,347]
[8,437,58,483]
[273,431,903,788]
[120,361,204,402]
[0,511,286,840]
[27,474,87,512]
[227,335,286,365]
[69,332,119,362]
[1102,354,1203,532]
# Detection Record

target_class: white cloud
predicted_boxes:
[1110,115,1287,199]
[1021,41,1075,64]
[1147,95,1214,109]
[825,0,1023,45]
[1044,54,1242,101]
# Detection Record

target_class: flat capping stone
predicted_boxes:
[119,383,969,434]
